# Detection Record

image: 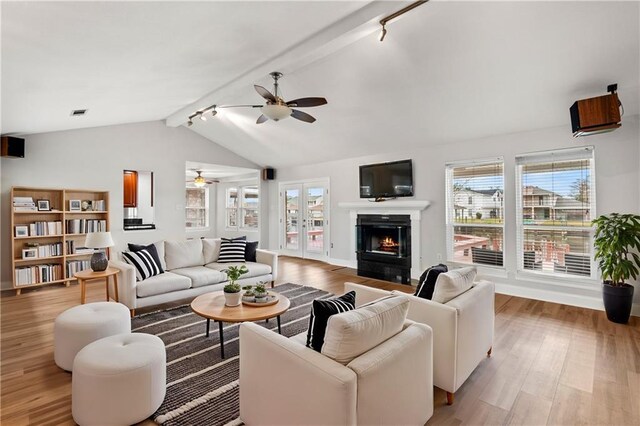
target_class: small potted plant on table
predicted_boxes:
[222,265,249,307]
[592,213,640,324]
[242,285,255,303]
[254,282,268,303]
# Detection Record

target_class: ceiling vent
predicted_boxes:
[70,109,88,117]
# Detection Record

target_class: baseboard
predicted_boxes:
[328,258,356,269]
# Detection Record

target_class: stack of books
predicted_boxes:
[67,260,91,276]
[94,200,106,211]
[13,196,36,212]
[65,219,107,234]
[29,221,63,236]
[15,264,62,285]
[66,240,99,254]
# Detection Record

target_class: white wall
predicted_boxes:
[1,120,258,289]
[267,116,640,313]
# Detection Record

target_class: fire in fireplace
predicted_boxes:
[356,214,411,284]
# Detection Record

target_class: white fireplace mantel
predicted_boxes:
[338,200,431,280]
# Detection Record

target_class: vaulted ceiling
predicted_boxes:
[2,1,639,168]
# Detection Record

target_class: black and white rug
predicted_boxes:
[131,283,332,426]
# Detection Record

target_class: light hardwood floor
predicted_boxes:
[1,256,639,425]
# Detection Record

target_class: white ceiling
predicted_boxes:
[185,161,258,180]
[2,1,639,168]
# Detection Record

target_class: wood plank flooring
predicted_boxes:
[1,256,639,425]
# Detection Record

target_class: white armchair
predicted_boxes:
[239,320,433,425]
[345,281,494,405]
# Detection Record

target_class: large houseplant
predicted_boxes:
[592,213,640,324]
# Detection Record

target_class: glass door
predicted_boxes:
[280,181,329,261]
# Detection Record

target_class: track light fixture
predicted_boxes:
[199,113,207,121]
[379,0,428,42]
[187,119,193,127]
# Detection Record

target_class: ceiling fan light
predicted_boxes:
[193,176,206,187]
[261,104,291,121]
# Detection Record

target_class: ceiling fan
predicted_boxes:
[186,72,327,125]
[187,170,218,187]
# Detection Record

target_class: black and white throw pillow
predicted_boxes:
[127,243,163,269]
[218,237,247,263]
[245,241,259,262]
[306,291,356,352]
[122,248,164,281]
[414,264,448,300]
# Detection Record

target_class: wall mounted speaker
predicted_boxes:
[1,136,25,158]
[262,168,275,180]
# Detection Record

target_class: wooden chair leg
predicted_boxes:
[487,346,492,357]
[271,280,275,288]
[446,392,454,405]
[130,309,135,318]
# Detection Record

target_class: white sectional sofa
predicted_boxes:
[109,238,277,316]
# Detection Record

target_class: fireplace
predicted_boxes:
[356,214,411,284]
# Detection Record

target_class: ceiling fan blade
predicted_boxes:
[256,114,269,124]
[291,109,316,123]
[286,97,327,108]
[254,85,276,102]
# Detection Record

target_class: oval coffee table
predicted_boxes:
[191,291,290,359]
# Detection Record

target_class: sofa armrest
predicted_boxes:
[344,282,391,307]
[446,280,495,391]
[239,322,356,425]
[108,259,137,310]
[256,249,278,281]
[348,322,434,425]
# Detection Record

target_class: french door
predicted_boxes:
[280,180,329,261]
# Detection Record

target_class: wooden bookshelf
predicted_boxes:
[11,187,110,295]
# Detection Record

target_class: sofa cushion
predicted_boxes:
[321,294,409,365]
[165,239,204,270]
[432,266,477,304]
[171,266,226,288]
[205,262,271,279]
[245,241,259,262]
[306,291,356,352]
[218,237,247,263]
[136,272,192,298]
[414,264,448,300]
[202,238,221,264]
[122,248,164,282]
[128,241,167,271]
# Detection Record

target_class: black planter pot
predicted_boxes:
[602,282,634,324]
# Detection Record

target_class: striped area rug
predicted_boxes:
[131,283,332,426]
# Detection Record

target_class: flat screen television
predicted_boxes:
[359,159,413,199]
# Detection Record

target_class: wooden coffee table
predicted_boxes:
[190,291,290,359]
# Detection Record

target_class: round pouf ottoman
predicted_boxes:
[72,333,166,426]
[54,302,131,371]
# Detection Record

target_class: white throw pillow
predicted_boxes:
[321,294,410,365]
[164,239,204,270]
[202,238,221,264]
[432,266,477,304]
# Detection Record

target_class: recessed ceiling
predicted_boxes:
[1,0,367,135]
[185,161,258,181]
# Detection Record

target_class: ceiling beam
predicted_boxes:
[164,1,412,127]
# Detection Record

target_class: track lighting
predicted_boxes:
[199,113,207,121]
[379,0,428,42]
[187,119,193,127]
[211,107,217,117]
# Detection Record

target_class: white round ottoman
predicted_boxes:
[72,333,166,426]
[54,302,131,371]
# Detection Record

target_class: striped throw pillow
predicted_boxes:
[122,249,164,281]
[217,237,247,263]
[306,291,356,352]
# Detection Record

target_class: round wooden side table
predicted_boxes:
[74,267,120,304]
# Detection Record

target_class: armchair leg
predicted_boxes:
[130,309,135,318]
[446,392,454,405]
[487,346,492,357]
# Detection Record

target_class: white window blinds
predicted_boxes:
[446,159,505,267]
[515,147,595,278]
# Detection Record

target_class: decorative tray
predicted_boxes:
[242,291,279,307]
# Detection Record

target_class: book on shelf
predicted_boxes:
[27,221,63,236]
[14,264,62,286]
[66,240,100,254]
[14,206,37,212]
[65,219,107,234]
[66,260,91,276]
[93,200,106,211]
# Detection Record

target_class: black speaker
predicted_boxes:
[1,136,25,158]
[262,168,275,180]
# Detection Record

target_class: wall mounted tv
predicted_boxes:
[359,159,413,200]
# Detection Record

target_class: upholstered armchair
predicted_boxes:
[345,280,494,405]
[239,320,434,425]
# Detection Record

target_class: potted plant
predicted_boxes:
[222,265,249,307]
[254,282,268,303]
[242,285,255,303]
[592,213,640,324]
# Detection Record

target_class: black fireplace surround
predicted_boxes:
[356,214,411,284]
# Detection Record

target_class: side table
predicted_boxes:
[74,267,120,304]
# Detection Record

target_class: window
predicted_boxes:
[516,147,595,278]
[226,185,259,229]
[240,186,259,229]
[185,187,209,229]
[225,187,238,228]
[446,159,505,267]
